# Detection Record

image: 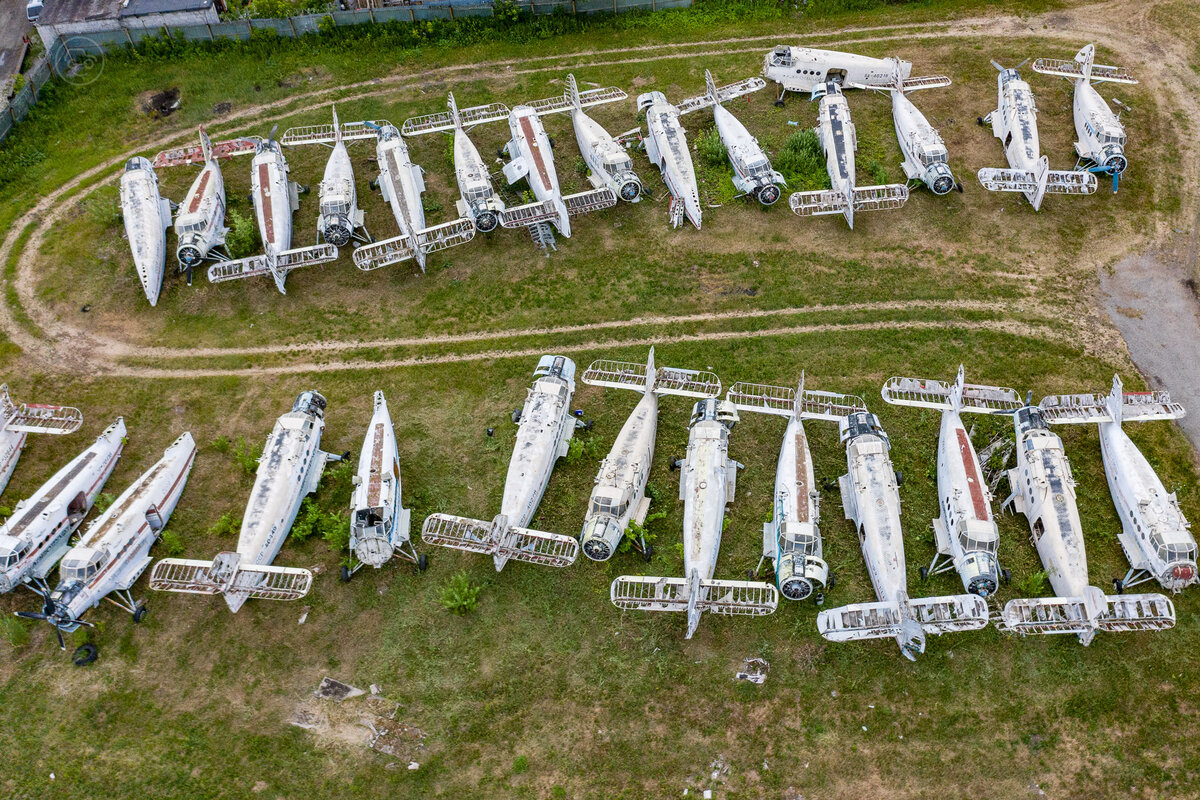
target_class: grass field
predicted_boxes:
[2,1,1200,799]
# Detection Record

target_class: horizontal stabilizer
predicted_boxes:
[500,199,561,228]
[901,74,952,91]
[563,187,618,216]
[582,360,721,398]
[727,381,865,421]
[851,184,909,212]
[208,244,338,290]
[998,592,1174,636]
[1046,170,1097,195]
[1032,57,1137,84]
[421,513,578,569]
[153,137,258,168]
[527,86,628,116]
[1039,391,1184,424]
[976,168,1040,193]
[401,103,510,136]
[818,595,988,641]
[280,120,392,146]
[789,189,847,217]
[610,575,778,616]
[676,76,766,116]
[352,218,476,271]
[0,385,83,435]
[149,555,313,603]
[883,376,1022,413]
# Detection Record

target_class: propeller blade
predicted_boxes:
[14,610,48,620]
[1016,58,1030,70]
[990,60,1004,72]
[1026,390,1034,406]
[364,120,382,131]
[75,618,96,629]
[55,627,64,650]
[269,123,279,143]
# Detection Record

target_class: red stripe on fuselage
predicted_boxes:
[518,115,552,191]
[187,170,212,214]
[956,427,988,519]
[257,163,275,245]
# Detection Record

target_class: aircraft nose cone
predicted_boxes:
[780,576,812,600]
[324,222,351,247]
[757,184,782,206]
[1105,153,1128,175]
[582,538,612,562]
[932,175,955,195]
[475,210,499,232]
[618,180,642,202]
[177,245,203,267]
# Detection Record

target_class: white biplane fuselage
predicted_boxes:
[572,106,642,203]
[376,127,428,257]
[174,146,228,272]
[1100,419,1197,591]
[1072,80,1128,175]
[47,432,196,632]
[452,121,503,232]
[763,46,911,95]
[712,102,785,205]
[350,391,412,569]
[251,139,300,262]
[765,415,828,599]
[316,128,365,248]
[0,418,125,594]
[637,92,702,229]
[891,90,956,195]
[679,400,741,586]
[503,106,571,236]
[120,157,173,306]
[503,356,578,529]
[989,69,1042,176]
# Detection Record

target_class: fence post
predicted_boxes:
[288,18,297,37]
[409,9,414,21]
[125,27,134,45]
[369,7,375,22]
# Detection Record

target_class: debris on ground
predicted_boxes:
[735,657,770,684]
[709,754,730,782]
[139,89,181,117]
[784,789,806,800]
[298,606,310,625]
[211,101,232,116]
[288,708,322,730]
[368,719,427,762]
[314,677,365,702]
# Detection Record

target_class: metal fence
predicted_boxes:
[0,38,73,144]
[0,0,689,144]
[61,0,691,53]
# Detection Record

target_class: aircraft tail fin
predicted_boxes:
[1076,44,1095,81]
[1038,375,1185,425]
[448,92,462,128]
[582,353,721,399]
[199,126,213,164]
[0,385,84,435]
[149,553,313,610]
[704,68,719,103]
[421,513,579,572]
[610,573,778,639]
[882,368,1022,414]
[565,74,582,111]
[331,105,342,145]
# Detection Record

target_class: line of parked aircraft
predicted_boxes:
[117,43,1134,304]
[4,353,1191,663]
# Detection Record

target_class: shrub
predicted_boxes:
[208,511,240,537]
[160,530,185,556]
[440,571,482,615]
[232,436,260,476]
[93,492,116,514]
[867,159,889,185]
[775,129,829,192]
[696,126,728,168]
[1016,570,1048,597]
[289,498,341,543]
[225,209,260,259]
[513,755,529,774]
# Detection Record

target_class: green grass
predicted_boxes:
[1,2,1199,799]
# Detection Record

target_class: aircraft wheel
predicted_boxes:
[511,409,522,424]
[814,592,825,606]
[894,470,904,486]
[369,178,379,191]
[669,457,682,472]
[746,569,757,580]
[340,565,352,583]
[976,116,985,126]
[418,554,429,572]
[583,419,594,432]
[73,643,99,667]
[956,181,965,193]
[1001,568,1012,584]
[642,544,653,563]
[132,603,148,623]
[827,573,836,589]
[919,566,929,581]
[773,99,785,108]
[1113,578,1125,595]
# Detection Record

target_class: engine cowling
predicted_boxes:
[776,553,828,601]
[580,515,622,562]
[756,183,782,206]
[322,214,352,247]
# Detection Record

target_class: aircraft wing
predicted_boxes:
[883,376,1021,413]
[401,103,510,136]
[1032,58,1137,84]
[153,137,259,168]
[1045,170,1097,195]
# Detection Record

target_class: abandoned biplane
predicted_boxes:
[421,356,582,571]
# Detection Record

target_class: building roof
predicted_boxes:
[36,0,122,26]
[119,0,214,17]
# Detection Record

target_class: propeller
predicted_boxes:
[268,123,279,144]
[1026,390,1034,407]
[990,58,1030,72]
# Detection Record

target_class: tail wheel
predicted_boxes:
[73,643,99,667]
[132,603,148,623]
[340,565,352,583]
[417,554,429,572]
[1113,578,1125,594]
[642,543,653,563]
[918,566,929,581]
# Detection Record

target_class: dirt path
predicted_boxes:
[1,1,1197,395]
